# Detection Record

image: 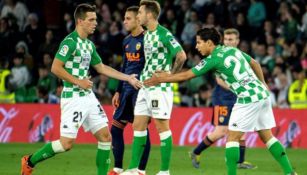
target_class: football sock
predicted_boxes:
[226,142,239,175]
[96,142,111,175]
[193,136,214,155]
[266,137,293,174]
[128,130,147,169]
[138,128,151,171]
[111,125,125,168]
[238,140,246,163]
[160,130,172,171]
[29,140,65,166]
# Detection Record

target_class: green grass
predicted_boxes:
[1,143,305,175]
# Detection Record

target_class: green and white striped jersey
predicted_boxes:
[192,45,269,104]
[55,31,102,98]
[141,25,183,91]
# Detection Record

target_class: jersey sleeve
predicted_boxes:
[164,32,183,58]
[55,38,76,62]
[90,42,102,66]
[242,51,251,63]
[191,58,217,77]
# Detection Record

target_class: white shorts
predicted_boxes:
[228,98,276,132]
[60,92,108,138]
[134,88,173,119]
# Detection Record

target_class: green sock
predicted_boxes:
[267,138,293,174]
[96,142,111,175]
[128,131,147,169]
[29,142,56,166]
[160,131,172,171]
[225,142,239,175]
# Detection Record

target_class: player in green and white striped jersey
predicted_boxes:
[21,4,142,175]
[122,1,187,175]
[144,28,297,175]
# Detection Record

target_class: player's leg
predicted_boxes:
[21,97,81,175]
[94,126,112,175]
[138,127,151,175]
[190,125,227,168]
[109,121,126,174]
[86,94,112,175]
[237,134,257,169]
[256,98,296,174]
[109,92,130,174]
[128,115,150,170]
[155,119,172,174]
[21,136,70,175]
[226,131,244,175]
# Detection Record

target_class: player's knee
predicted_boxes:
[60,140,74,151]
[101,131,111,142]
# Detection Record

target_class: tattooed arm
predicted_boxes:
[171,50,187,74]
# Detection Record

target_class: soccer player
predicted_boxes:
[121,1,187,175]
[190,28,256,169]
[144,28,297,175]
[108,6,150,175]
[21,4,142,175]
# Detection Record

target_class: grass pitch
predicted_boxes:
[1,143,306,175]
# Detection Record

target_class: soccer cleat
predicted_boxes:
[120,169,139,175]
[189,152,200,169]
[289,172,298,175]
[21,155,33,175]
[237,161,257,169]
[156,170,170,175]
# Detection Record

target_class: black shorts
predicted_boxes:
[113,90,138,124]
[211,104,234,126]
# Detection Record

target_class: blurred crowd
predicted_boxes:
[0,0,306,108]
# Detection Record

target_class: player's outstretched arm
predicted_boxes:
[171,50,187,74]
[94,63,143,89]
[249,58,269,89]
[51,58,93,89]
[144,69,195,86]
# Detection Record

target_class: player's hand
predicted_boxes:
[143,70,170,87]
[128,74,143,89]
[77,78,93,89]
[112,92,120,108]
[154,70,171,78]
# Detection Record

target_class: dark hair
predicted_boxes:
[140,0,161,19]
[74,3,96,21]
[196,28,221,45]
[126,6,139,15]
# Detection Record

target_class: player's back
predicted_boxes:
[213,45,269,104]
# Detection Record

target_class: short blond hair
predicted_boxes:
[140,0,161,19]
[223,28,240,38]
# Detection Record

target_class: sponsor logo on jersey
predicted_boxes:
[136,42,141,50]
[126,52,140,61]
[170,38,179,48]
[195,60,207,71]
[59,45,69,56]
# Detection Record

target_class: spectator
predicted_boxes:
[192,84,212,107]
[288,67,307,109]
[276,73,290,108]
[24,13,44,55]
[1,0,29,31]
[9,53,31,88]
[247,0,266,39]
[0,59,15,103]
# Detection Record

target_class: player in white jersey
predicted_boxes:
[21,4,142,175]
[144,28,297,175]
[121,1,187,175]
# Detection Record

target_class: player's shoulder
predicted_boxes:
[157,25,172,36]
